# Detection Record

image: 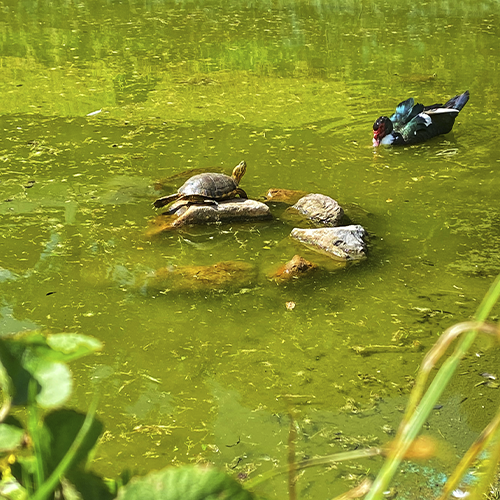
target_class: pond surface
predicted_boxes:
[1,0,500,497]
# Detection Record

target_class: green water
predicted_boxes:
[1,0,500,497]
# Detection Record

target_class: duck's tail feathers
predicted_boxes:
[444,90,470,111]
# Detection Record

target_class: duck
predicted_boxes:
[372,90,469,146]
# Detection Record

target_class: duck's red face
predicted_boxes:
[372,116,392,146]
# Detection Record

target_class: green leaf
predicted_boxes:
[116,465,259,500]
[43,409,104,474]
[12,455,38,477]
[0,340,32,405]
[0,331,101,408]
[31,403,101,500]
[64,470,115,500]
[32,361,72,408]
[0,423,25,452]
[45,334,103,362]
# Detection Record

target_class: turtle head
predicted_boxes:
[232,160,247,184]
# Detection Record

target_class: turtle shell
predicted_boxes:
[178,173,238,199]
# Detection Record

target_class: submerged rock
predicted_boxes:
[263,188,309,205]
[290,225,367,261]
[141,261,257,292]
[285,193,344,227]
[269,254,317,282]
[146,198,272,235]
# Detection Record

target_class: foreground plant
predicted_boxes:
[365,274,500,500]
[0,330,104,500]
[0,330,260,500]
[2,274,499,500]
[243,274,500,499]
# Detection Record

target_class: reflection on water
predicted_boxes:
[1,0,500,496]
[0,303,40,334]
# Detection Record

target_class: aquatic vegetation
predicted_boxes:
[1,274,499,499]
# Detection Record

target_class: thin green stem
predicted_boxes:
[30,397,99,500]
[475,273,500,322]
[439,402,500,500]
[246,447,382,490]
[365,273,500,500]
[28,378,45,492]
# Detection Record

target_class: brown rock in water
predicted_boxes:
[146,198,272,235]
[263,188,309,205]
[290,225,367,261]
[270,255,317,282]
[285,193,344,227]
[143,261,257,292]
[146,214,179,237]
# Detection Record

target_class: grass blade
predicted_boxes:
[30,397,99,500]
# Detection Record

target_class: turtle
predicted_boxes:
[153,160,247,213]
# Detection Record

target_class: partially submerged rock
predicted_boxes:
[269,254,317,282]
[147,198,272,235]
[284,193,344,227]
[141,261,257,292]
[290,225,367,261]
[263,188,309,205]
[146,214,179,236]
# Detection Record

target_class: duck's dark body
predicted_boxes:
[373,91,469,146]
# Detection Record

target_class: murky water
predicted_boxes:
[1,0,500,497]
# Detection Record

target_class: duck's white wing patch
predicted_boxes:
[426,108,460,115]
[417,112,432,126]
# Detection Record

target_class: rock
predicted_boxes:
[263,188,309,205]
[146,198,272,235]
[290,225,367,261]
[285,193,344,227]
[269,254,317,282]
[146,214,179,237]
[141,261,257,292]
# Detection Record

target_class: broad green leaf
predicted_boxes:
[116,465,258,500]
[0,331,46,345]
[0,355,14,406]
[13,455,38,476]
[64,470,115,500]
[1,331,101,364]
[0,331,100,408]
[45,334,102,362]
[33,361,72,408]
[0,478,28,500]
[0,424,25,452]
[0,341,31,405]
[44,409,104,474]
